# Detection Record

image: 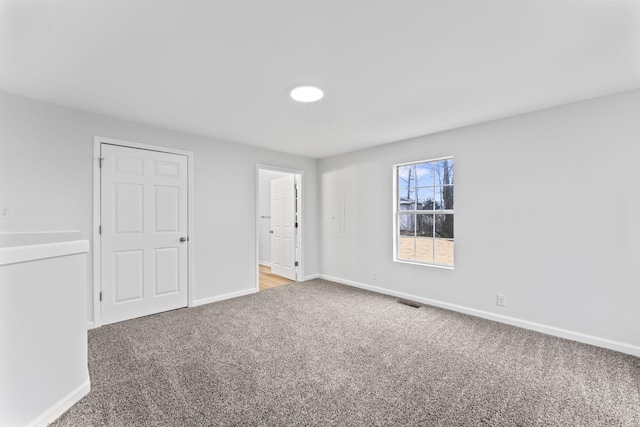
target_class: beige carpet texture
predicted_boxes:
[51,280,640,426]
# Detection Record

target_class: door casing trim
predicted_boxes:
[92,136,195,328]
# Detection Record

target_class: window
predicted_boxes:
[395,157,454,267]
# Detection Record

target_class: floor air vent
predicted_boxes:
[397,299,422,308]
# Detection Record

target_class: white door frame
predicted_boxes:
[92,136,195,328]
[255,164,304,291]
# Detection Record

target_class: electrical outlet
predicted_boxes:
[0,205,10,219]
[371,271,377,280]
[496,293,507,307]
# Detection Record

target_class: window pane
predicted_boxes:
[416,214,434,237]
[416,162,435,187]
[398,236,413,260]
[398,165,415,189]
[434,239,454,266]
[435,159,454,185]
[398,213,416,261]
[442,185,454,210]
[410,214,435,264]
[398,188,416,210]
[398,213,415,236]
[435,213,454,266]
[417,187,435,209]
[435,214,454,239]
[399,222,435,264]
[435,186,454,210]
[414,238,434,263]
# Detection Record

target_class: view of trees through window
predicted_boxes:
[396,158,454,266]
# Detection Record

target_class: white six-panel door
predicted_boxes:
[100,144,188,325]
[270,175,296,281]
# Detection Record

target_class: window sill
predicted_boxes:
[393,258,454,270]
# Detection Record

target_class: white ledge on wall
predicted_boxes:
[0,232,91,427]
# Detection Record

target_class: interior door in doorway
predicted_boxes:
[270,175,297,281]
[100,144,188,325]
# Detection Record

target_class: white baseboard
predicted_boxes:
[320,274,640,358]
[88,290,258,327]
[259,261,272,267]
[192,288,257,307]
[303,273,320,281]
[27,379,90,427]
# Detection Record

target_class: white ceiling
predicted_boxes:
[1,1,639,159]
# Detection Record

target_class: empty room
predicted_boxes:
[1,1,639,426]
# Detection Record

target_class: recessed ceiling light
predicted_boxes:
[290,85,324,103]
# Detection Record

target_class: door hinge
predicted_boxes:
[99,225,102,234]
[295,261,299,267]
[99,291,102,302]
[295,222,298,228]
[98,157,104,168]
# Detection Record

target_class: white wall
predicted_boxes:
[0,91,319,322]
[319,89,640,354]
[258,169,289,265]
[3,88,639,355]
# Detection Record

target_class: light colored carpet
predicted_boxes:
[51,279,640,426]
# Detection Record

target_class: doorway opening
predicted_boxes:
[256,166,303,291]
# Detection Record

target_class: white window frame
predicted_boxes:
[393,156,454,269]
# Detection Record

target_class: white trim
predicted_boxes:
[92,141,101,327]
[303,273,320,281]
[192,288,257,307]
[399,209,454,214]
[393,259,454,270]
[0,240,88,266]
[395,155,454,167]
[259,261,272,267]
[26,379,90,427]
[255,164,305,292]
[86,321,95,330]
[319,274,640,358]
[92,136,195,328]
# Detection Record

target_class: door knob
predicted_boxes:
[180,237,188,242]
